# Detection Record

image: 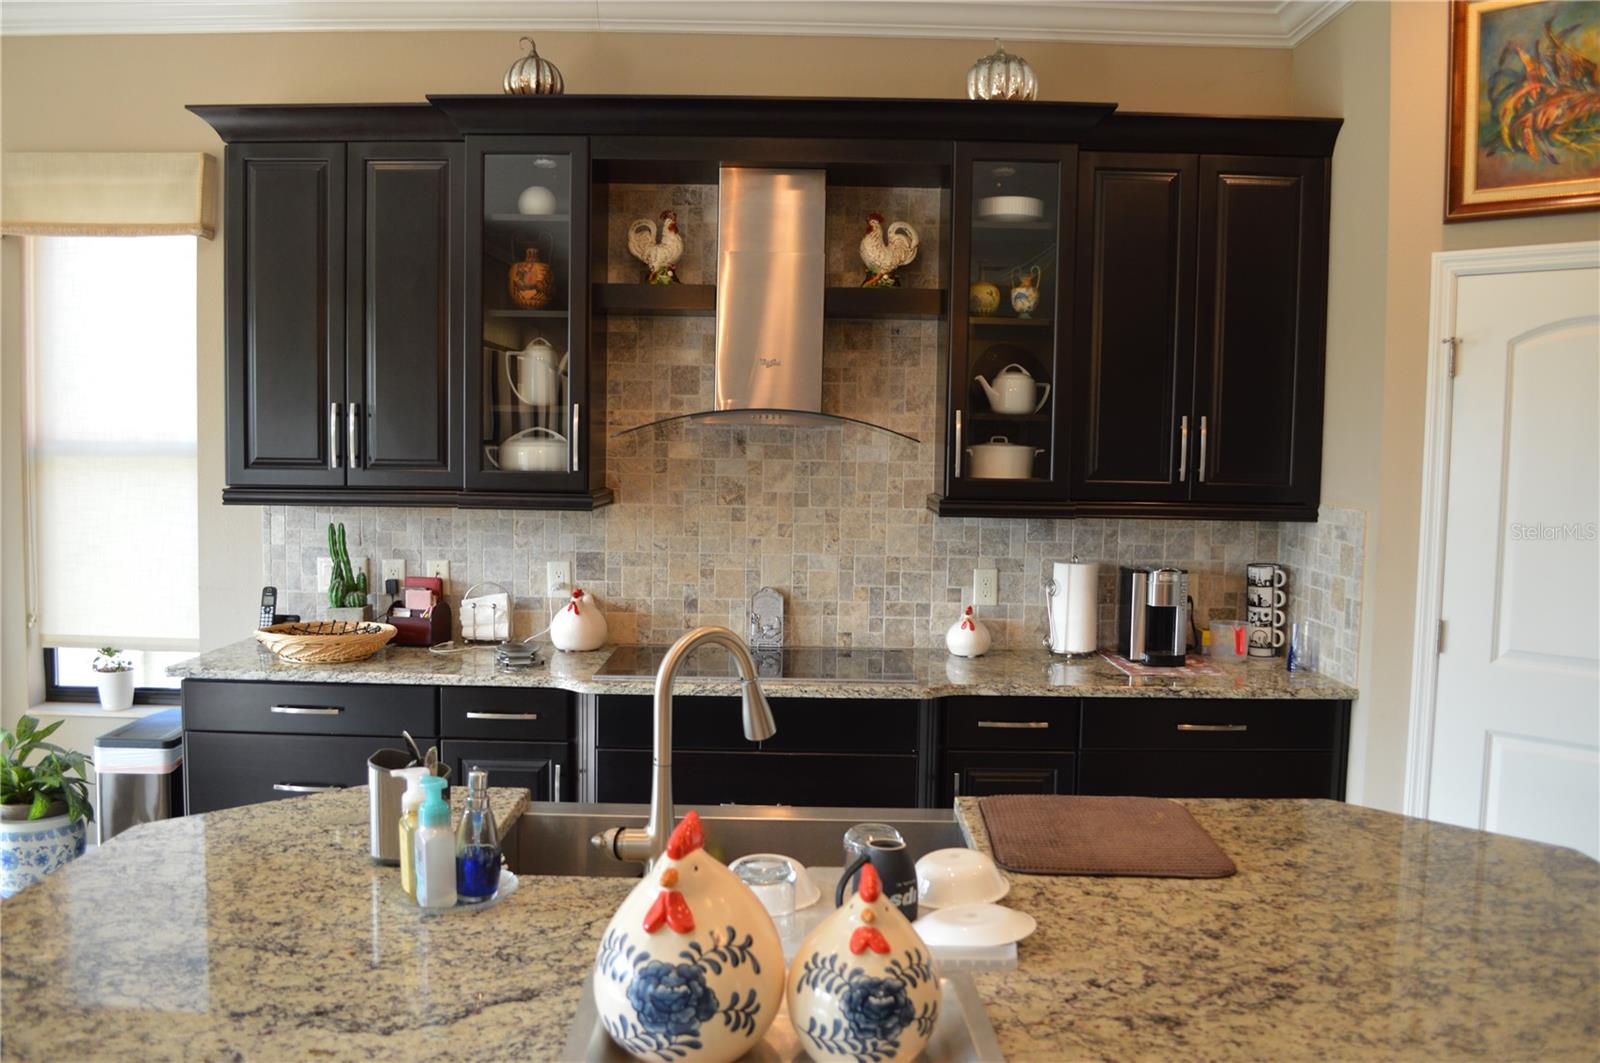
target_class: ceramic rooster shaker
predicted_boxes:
[945,605,991,658]
[549,587,608,652]
[859,213,919,288]
[628,210,684,285]
[787,863,941,1063]
[593,812,785,1063]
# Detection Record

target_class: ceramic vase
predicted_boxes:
[787,863,941,1063]
[508,246,555,309]
[945,606,991,658]
[550,588,608,652]
[0,808,87,899]
[593,812,785,1063]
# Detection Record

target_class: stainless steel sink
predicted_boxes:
[508,802,966,878]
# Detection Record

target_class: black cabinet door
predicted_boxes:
[944,751,1075,803]
[345,143,464,488]
[1191,155,1328,506]
[597,750,919,808]
[1078,749,1338,798]
[185,731,374,814]
[225,143,346,487]
[1071,152,1197,502]
[441,739,571,802]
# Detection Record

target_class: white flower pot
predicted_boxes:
[96,668,134,711]
[0,808,87,899]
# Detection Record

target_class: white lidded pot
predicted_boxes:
[945,605,991,658]
[550,588,608,652]
[486,426,568,472]
[975,363,1050,414]
[786,862,941,1063]
[507,337,569,406]
[966,436,1043,479]
[593,811,785,1063]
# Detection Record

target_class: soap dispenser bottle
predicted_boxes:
[455,769,501,903]
[395,767,431,900]
[413,776,457,911]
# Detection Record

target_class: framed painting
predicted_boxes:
[1447,0,1600,221]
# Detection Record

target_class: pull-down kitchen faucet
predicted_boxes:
[592,626,775,866]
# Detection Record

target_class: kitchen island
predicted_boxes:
[2,790,1593,1061]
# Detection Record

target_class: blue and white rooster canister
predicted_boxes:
[592,811,785,1062]
[786,863,941,1062]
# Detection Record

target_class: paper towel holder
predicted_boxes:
[1044,555,1099,658]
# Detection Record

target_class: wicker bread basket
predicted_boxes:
[255,620,397,663]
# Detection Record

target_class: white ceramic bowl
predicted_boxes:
[914,902,1037,948]
[977,194,1044,222]
[916,847,1010,909]
[728,852,822,910]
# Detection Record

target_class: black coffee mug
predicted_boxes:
[836,838,918,922]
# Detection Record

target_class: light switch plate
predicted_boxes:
[426,559,450,583]
[381,559,406,587]
[547,560,571,596]
[973,567,998,607]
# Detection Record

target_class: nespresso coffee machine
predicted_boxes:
[1117,566,1189,667]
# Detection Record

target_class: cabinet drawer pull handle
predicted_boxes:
[954,409,963,478]
[329,403,341,470]
[272,783,342,793]
[553,762,562,802]
[1177,414,1189,482]
[977,720,1049,729]
[952,771,960,798]
[1176,723,1248,732]
[270,705,343,716]
[1198,415,1208,484]
[572,403,581,472]
[465,711,540,720]
[348,402,361,467]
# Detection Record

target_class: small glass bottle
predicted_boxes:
[455,769,502,903]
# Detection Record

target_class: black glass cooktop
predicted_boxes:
[594,645,919,683]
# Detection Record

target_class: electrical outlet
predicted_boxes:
[973,567,998,607]
[317,557,333,593]
[547,560,571,595]
[426,559,450,583]
[381,559,406,587]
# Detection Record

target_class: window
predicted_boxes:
[26,236,198,704]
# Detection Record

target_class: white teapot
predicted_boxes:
[550,587,607,652]
[786,862,941,1063]
[594,812,785,1063]
[975,363,1050,415]
[507,337,568,406]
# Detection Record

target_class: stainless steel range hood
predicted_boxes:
[618,167,917,442]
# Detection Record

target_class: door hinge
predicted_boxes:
[1437,619,1447,654]
[1444,337,1460,377]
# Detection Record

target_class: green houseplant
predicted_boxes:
[92,646,135,711]
[0,715,92,898]
[327,522,371,622]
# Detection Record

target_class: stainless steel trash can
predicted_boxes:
[93,708,184,844]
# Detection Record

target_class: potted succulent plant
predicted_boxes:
[326,522,371,623]
[92,647,135,711]
[0,715,92,898]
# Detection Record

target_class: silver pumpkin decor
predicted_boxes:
[503,37,564,95]
[967,40,1038,102]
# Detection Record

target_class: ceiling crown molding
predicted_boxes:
[0,0,1350,48]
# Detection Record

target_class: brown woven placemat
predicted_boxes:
[978,795,1237,878]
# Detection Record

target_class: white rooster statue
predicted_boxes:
[859,212,920,288]
[627,209,684,285]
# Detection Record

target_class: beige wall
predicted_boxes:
[1292,1,1600,811]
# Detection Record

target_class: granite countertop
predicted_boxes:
[170,638,1358,701]
[3,790,1594,1060]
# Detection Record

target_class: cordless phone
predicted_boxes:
[259,586,277,630]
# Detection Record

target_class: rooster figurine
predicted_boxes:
[627,209,684,285]
[859,212,920,288]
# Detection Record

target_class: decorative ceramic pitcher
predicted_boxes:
[593,812,785,1063]
[787,863,941,1063]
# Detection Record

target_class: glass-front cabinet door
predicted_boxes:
[464,136,592,496]
[941,144,1075,507]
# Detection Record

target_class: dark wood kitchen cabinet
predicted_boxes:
[938,697,1077,804]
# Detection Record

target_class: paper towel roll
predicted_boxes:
[1046,561,1098,655]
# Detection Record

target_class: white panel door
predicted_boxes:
[1430,263,1600,859]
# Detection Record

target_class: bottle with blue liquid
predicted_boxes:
[456,769,502,902]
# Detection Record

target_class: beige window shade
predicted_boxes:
[2,152,216,238]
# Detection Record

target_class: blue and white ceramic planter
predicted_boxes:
[0,809,87,899]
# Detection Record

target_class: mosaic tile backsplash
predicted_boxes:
[263,186,1364,686]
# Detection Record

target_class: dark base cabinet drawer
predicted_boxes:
[185,731,378,813]
[182,680,436,737]
[441,740,571,802]
[597,696,918,753]
[1081,699,1342,750]
[1078,750,1338,798]
[440,688,572,741]
[945,752,1075,803]
[944,698,1078,751]
[597,750,918,807]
